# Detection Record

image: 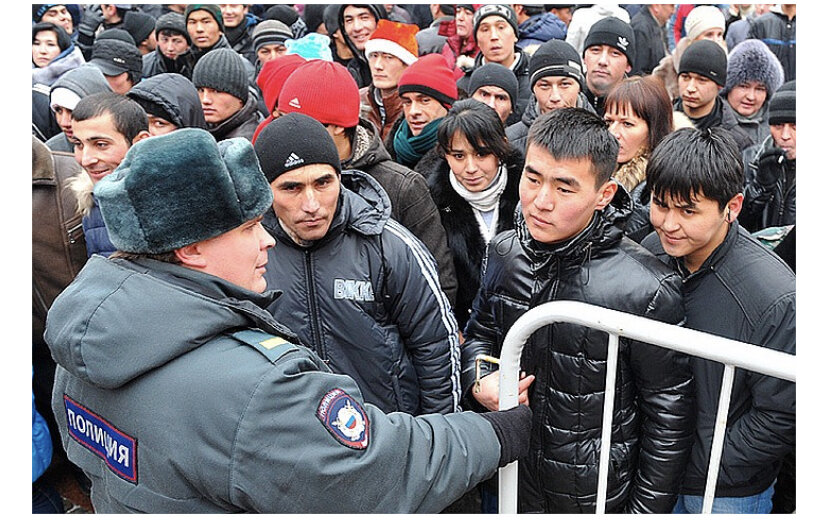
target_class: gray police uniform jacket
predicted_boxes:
[46,256,501,513]
[262,170,462,416]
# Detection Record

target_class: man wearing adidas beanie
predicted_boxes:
[581,16,635,116]
[255,112,465,421]
[360,18,419,142]
[386,53,458,170]
[277,59,458,306]
[675,39,753,151]
[192,48,262,141]
[47,126,531,513]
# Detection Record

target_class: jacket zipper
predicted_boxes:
[67,222,83,244]
[304,250,327,363]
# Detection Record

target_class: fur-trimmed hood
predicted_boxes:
[67,170,95,217]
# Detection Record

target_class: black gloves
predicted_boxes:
[78,4,104,39]
[480,404,532,467]
[755,147,787,188]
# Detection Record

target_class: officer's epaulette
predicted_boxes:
[228,329,300,363]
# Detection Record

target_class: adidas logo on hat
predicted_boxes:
[284,152,304,168]
[617,37,628,51]
[289,97,301,109]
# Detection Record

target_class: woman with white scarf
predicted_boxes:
[418,99,523,332]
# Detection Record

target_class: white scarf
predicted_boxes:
[449,163,508,243]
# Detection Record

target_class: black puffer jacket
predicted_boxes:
[740,134,796,232]
[641,222,795,498]
[261,170,461,416]
[462,189,695,513]
[344,119,458,306]
[418,146,523,330]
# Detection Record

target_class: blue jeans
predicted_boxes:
[673,483,775,514]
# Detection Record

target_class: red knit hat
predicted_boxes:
[256,54,308,112]
[277,59,360,128]
[364,19,419,65]
[397,54,458,109]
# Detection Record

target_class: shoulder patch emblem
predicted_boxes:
[316,388,370,450]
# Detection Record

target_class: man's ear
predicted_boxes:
[132,130,151,144]
[726,193,744,223]
[596,179,618,210]
[174,241,207,269]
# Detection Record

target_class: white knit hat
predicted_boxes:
[684,5,726,42]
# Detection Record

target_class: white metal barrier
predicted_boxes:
[494,300,796,514]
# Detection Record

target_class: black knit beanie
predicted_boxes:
[185,4,225,33]
[302,3,327,33]
[254,113,342,182]
[192,48,249,103]
[323,4,340,34]
[123,11,157,46]
[529,38,584,90]
[155,11,190,44]
[583,16,635,71]
[679,39,727,86]
[473,4,519,38]
[768,80,795,125]
[468,63,519,108]
[33,21,72,52]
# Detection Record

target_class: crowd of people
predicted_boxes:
[32,4,796,515]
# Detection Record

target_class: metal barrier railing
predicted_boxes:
[494,300,796,514]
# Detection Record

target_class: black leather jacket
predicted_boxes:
[462,189,695,513]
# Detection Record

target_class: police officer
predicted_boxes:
[46,128,532,513]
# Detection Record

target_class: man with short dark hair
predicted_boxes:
[277,59,458,307]
[463,107,694,513]
[642,126,795,514]
[255,113,462,417]
[68,92,150,257]
[47,126,532,513]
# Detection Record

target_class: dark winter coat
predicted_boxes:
[462,189,695,513]
[673,97,755,152]
[141,48,195,80]
[344,119,457,306]
[457,50,532,127]
[33,83,61,142]
[631,7,668,75]
[741,135,796,232]
[126,73,208,130]
[417,146,523,330]
[206,93,262,142]
[261,170,461,416]
[748,10,796,81]
[641,222,795,498]
[226,13,259,64]
[516,12,567,49]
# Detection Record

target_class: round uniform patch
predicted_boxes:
[316,388,370,450]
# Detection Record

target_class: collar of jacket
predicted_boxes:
[516,184,633,271]
[207,92,259,136]
[344,118,389,169]
[672,220,741,283]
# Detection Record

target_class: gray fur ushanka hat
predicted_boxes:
[723,39,784,98]
[96,128,272,254]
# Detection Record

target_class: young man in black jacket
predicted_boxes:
[463,108,695,513]
[642,127,795,514]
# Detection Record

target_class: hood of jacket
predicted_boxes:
[263,168,391,247]
[337,4,388,61]
[128,73,208,129]
[45,255,294,389]
[515,184,632,269]
[32,44,86,86]
[50,64,112,99]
